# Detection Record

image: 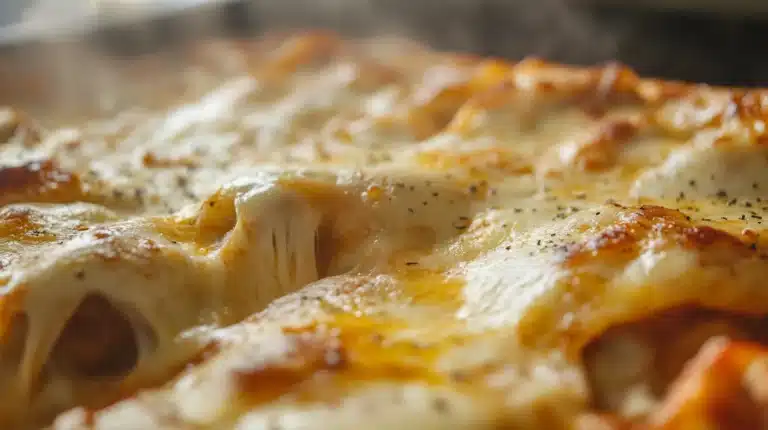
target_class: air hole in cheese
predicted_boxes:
[47,294,143,379]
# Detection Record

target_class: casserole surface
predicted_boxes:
[0,33,767,429]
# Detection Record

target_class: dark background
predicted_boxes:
[479,3,768,86]
[213,0,768,86]
[4,0,768,86]
[369,0,768,86]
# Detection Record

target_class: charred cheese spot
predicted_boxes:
[652,90,768,144]
[578,70,642,118]
[468,60,514,93]
[0,207,52,244]
[503,60,642,119]
[0,161,84,208]
[232,331,350,405]
[517,60,639,95]
[141,152,198,169]
[564,205,754,268]
[234,318,441,406]
[266,32,341,75]
[447,81,538,135]
[408,82,474,140]
[565,118,642,172]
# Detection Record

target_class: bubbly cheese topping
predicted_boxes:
[1,32,768,429]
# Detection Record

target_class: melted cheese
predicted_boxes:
[0,32,766,429]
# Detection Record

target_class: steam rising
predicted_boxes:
[4,0,626,61]
[0,0,632,121]
[0,0,760,120]
[247,0,623,63]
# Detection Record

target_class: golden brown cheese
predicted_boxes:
[0,32,766,429]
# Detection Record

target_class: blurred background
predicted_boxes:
[1,0,768,87]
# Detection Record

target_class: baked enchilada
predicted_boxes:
[0,32,766,429]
